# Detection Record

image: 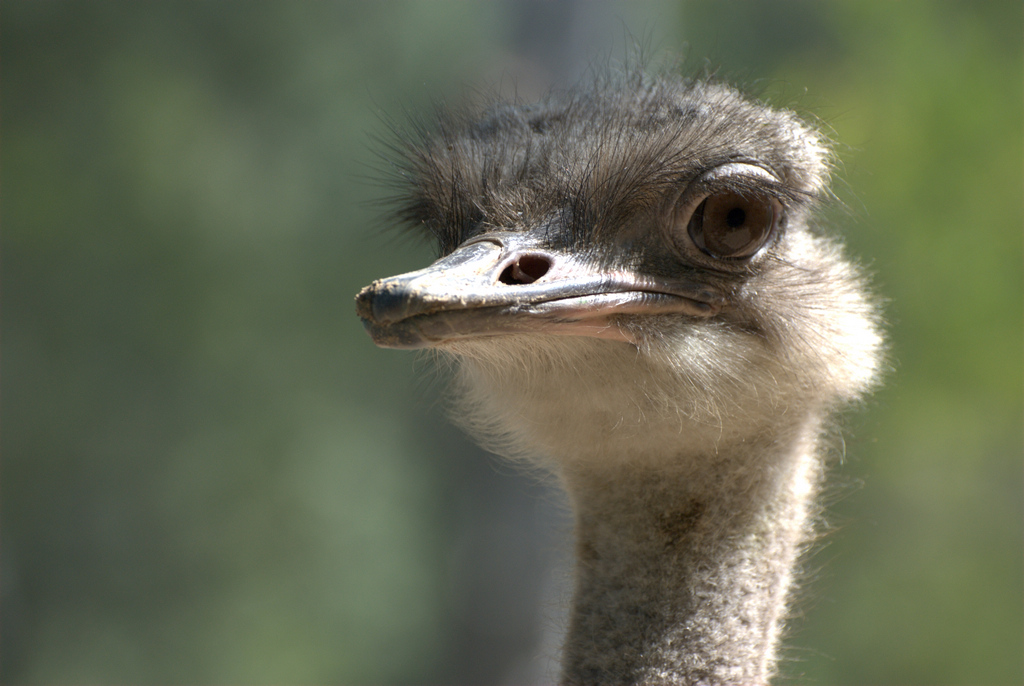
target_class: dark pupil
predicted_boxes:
[726,207,746,228]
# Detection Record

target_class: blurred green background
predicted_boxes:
[3,1,1021,684]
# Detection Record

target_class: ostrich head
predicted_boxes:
[355,70,883,684]
[356,73,881,471]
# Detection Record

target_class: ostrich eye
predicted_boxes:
[687,191,778,259]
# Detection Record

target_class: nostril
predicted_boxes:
[498,254,551,285]
[515,255,551,282]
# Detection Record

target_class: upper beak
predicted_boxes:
[355,231,721,349]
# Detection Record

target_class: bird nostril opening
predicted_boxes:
[498,254,551,285]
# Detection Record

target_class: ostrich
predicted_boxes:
[355,70,882,685]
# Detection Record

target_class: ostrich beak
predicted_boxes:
[355,232,721,349]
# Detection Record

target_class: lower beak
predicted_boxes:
[355,232,721,349]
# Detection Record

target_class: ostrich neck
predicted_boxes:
[558,416,823,686]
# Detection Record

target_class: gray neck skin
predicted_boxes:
[559,420,821,686]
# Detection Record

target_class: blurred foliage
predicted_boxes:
[2,1,1020,685]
